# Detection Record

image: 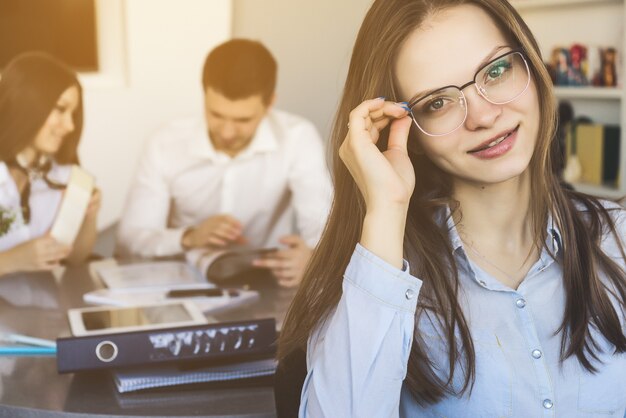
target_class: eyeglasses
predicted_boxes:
[407,49,530,137]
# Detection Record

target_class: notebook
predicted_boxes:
[50,165,94,245]
[112,358,277,393]
[90,259,205,290]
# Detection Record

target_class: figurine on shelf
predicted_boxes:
[601,47,618,87]
[587,46,603,86]
[568,44,588,86]
[555,47,570,86]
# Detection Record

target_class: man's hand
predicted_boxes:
[181,214,245,249]
[252,235,312,287]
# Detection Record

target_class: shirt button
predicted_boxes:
[405,289,415,300]
[479,280,487,287]
[543,399,553,409]
[532,349,542,359]
[515,298,526,308]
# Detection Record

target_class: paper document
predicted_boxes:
[92,260,206,289]
[83,285,260,314]
[50,165,94,245]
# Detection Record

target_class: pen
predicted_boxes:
[0,346,57,356]
[0,333,56,348]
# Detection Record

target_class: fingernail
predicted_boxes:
[394,102,411,112]
[376,96,386,100]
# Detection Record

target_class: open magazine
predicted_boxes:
[186,246,278,283]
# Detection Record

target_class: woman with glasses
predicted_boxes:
[278,0,626,416]
[0,52,100,276]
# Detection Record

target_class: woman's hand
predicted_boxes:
[65,187,100,265]
[85,188,101,219]
[339,98,415,212]
[0,235,71,275]
[339,98,414,269]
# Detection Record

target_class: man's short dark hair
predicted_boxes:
[202,39,277,104]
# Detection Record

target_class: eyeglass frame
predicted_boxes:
[405,48,531,137]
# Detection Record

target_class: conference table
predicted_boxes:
[0,262,297,417]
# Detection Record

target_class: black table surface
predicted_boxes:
[0,264,297,417]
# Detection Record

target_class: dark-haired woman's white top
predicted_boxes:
[300,203,626,418]
[0,161,70,251]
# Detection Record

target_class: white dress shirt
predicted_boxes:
[0,161,70,252]
[116,109,333,259]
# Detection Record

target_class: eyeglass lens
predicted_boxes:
[411,51,529,136]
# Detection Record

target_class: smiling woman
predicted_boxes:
[0,52,100,276]
[277,0,626,416]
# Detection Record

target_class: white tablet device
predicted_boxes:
[67,301,207,337]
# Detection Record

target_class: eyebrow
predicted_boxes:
[406,45,511,105]
[210,110,254,121]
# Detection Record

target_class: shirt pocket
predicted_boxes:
[578,329,626,416]
[423,329,513,418]
[470,329,514,418]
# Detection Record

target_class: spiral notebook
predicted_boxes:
[112,358,277,393]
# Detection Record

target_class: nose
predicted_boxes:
[463,86,502,131]
[219,122,236,140]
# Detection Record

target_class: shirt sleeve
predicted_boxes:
[116,133,186,257]
[286,121,333,247]
[300,244,422,418]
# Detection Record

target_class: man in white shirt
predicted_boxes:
[116,39,332,287]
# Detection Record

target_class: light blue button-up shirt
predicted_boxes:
[300,204,626,417]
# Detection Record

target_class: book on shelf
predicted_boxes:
[566,123,620,187]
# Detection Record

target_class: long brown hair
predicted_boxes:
[279,0,626,404]
[0,51,83,165]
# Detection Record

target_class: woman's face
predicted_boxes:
[32,85,80,155]
[395,4,540,187]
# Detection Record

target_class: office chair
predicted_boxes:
[274,348,307,418]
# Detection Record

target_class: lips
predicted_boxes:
[468,125,520,154]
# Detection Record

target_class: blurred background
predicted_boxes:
[0,0,624,230]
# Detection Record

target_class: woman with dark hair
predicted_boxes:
[0,52,100,275]
[278,0,626,416]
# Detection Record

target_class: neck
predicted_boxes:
[452,170,533,253]
[16,148,39,168]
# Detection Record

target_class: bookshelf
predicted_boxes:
[512,0,622,10]
[511,0,626,199]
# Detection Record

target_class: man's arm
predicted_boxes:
[252,121,333,286]
[116,135,186,258]
[287,121,333,247]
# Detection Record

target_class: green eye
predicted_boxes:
[430,99,444,110]
[486,60,512,80]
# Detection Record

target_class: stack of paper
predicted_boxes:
[113,358,277,393]
[86,260,260,314]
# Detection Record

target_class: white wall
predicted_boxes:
[232,0,373,141]
[78,0,232,229]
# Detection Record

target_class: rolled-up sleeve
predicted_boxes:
[300,243,422,418]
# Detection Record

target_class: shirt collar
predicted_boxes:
[188,114,277,163]
[443,204,563,256]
